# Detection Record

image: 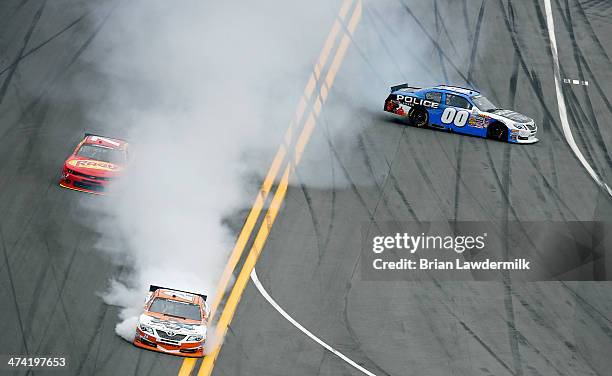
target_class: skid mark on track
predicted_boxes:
[0,180,57,273]
[387,172,420,221]
[479,26,520,371]
[461,0,471,35]
[341,281,394,376]
[542,0,612,197]
[437,281,522,376]
[403,136,452,218]
[431,1,450,84]
[318,114,339,260]
[342,225,398,376]
[295,176,326,264]
[457,320,515,375]
[359,4,486,222]
[0,0,47,108]
[73,300,111,376]
[317,114,405,237]
[466,0,486,83]
[433,0,460,58]
[516,77,580,220]
[357,130,411,223]
[573,0,611,62]
[356,133,383,192]
[398,0,470,84]
[327,136,376,222]
[251,269,379,376]
[322,108,419,376]
[555,0,612,174]
[521,147,570,220]
[482,0,612,216]
[432,136,499,219]
[511,288,604,376]
[563,85,610,166]
[0,0,119,145]
[362,7,411,79]
[563,90,606,176]
[31,231,84,355]
[531,0,612,124]
[485,1,588,163]
[497,34,523,369]
[454,0,485,220]
[452,138,464,221]
[364,4,407,78]
[0,13,87,77]
[432,1,450,81]
[389,0,585,218]
[501,151,524,376]
[0,224,30,355]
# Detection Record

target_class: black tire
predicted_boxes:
[487,121,508,141]
[408,107,429,128]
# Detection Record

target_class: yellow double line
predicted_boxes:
[178,1,362,375]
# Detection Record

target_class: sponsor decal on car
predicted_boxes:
[160,290,196,302]
[68,159,120,171]
[395,94,440,109]
[467,114,490,128]
[88,136,121,147]
[149,318,198,332]
[385,100,406,116]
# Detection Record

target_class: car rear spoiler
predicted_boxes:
[84,132,128,142]
[149,285,207,301]
[390,83,421,93]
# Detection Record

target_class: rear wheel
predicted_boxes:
[487,121,508,141]
[408,107,428,128]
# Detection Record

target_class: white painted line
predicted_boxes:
[562,78,589,86]
[543,0,612,198]
[250,269,379,376]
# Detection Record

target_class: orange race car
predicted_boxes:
[134,285,210,357]
[59,133,128,195]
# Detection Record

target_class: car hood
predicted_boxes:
[489,109,533,124]
[65,157,123,177]
[140,314,207,336]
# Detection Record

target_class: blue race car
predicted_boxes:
[384,84,538,144]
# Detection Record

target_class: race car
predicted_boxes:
[133,285,210,357]
[59,133,128,194]
[384,84,538,144]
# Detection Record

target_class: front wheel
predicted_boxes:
[408,107,429,128]
[487,122,508,141]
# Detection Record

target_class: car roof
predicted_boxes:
[431,85,481,96]
[154,288,204,306]
[83,135,128,150]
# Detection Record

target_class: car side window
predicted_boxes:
[425,91,442,103]
[446,94,472,109]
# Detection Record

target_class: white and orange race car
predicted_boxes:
[59,133,128,195]
[134,286,210,357]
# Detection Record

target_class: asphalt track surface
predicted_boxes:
[1,1,612,376]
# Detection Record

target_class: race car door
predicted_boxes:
[440,94,484,137]
[424,90,444,128]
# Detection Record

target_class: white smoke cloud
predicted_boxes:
[78,0,450,343]
[75,0,341,341]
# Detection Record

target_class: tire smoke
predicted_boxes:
[79,0,338,341]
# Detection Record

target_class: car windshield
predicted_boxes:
[471,95,498,112]
[77,144,126,164]
[149,298,201,321]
